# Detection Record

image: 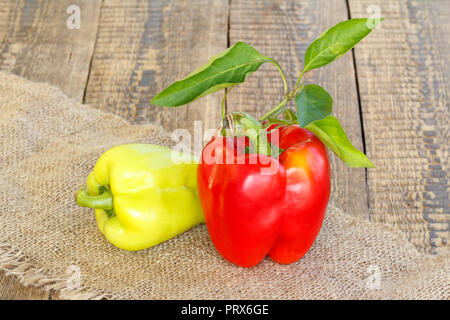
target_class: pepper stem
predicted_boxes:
[76,187,113,211]
[259,96,288,122]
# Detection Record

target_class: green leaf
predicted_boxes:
[283,108,298,121]
[151,42,271,106]
[304,18,383,72]
[305,116,374,168]
[295,84,332,127]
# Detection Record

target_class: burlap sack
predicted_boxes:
[0,71,448,299]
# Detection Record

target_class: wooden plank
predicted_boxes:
[0,0,101,101]
[228,0,369,217]
[0,271,50,300]
[348,0,449,254]
[84,0,229,137]
[0,0,102,299]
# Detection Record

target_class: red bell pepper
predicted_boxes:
[152,23,379,267]
[197,125,330,267]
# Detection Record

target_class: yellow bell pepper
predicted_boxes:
[76,144,204,251]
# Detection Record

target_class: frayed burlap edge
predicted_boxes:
[1,204,447,300]
[0,243,111,300]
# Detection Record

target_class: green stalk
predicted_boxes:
[234,64,307,154]
[76,188,113,210]
[221,87,233,120]
[259,96,289,121]
[269,59,288,95]
[259,67,306,122]
[293,69,306,93]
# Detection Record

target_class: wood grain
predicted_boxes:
[0,0,102,299]
[348,0,449,254]
[84,0,228,140]
[0,0,101,101]
[228,0,369,216]
[0,271,50,300]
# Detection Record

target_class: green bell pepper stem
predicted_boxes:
[259,96,288,122]
[76,188,113,211]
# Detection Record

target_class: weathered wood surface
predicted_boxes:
[0,0,101,101]
[228,0,369,217]
[83,0,228,138]
[0,271,50,299]
[0,0,448,299]
[348,0,449,255]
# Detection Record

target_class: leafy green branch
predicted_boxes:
[151,18,383,168]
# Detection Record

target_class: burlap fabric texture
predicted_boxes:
[0,71,448,299]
